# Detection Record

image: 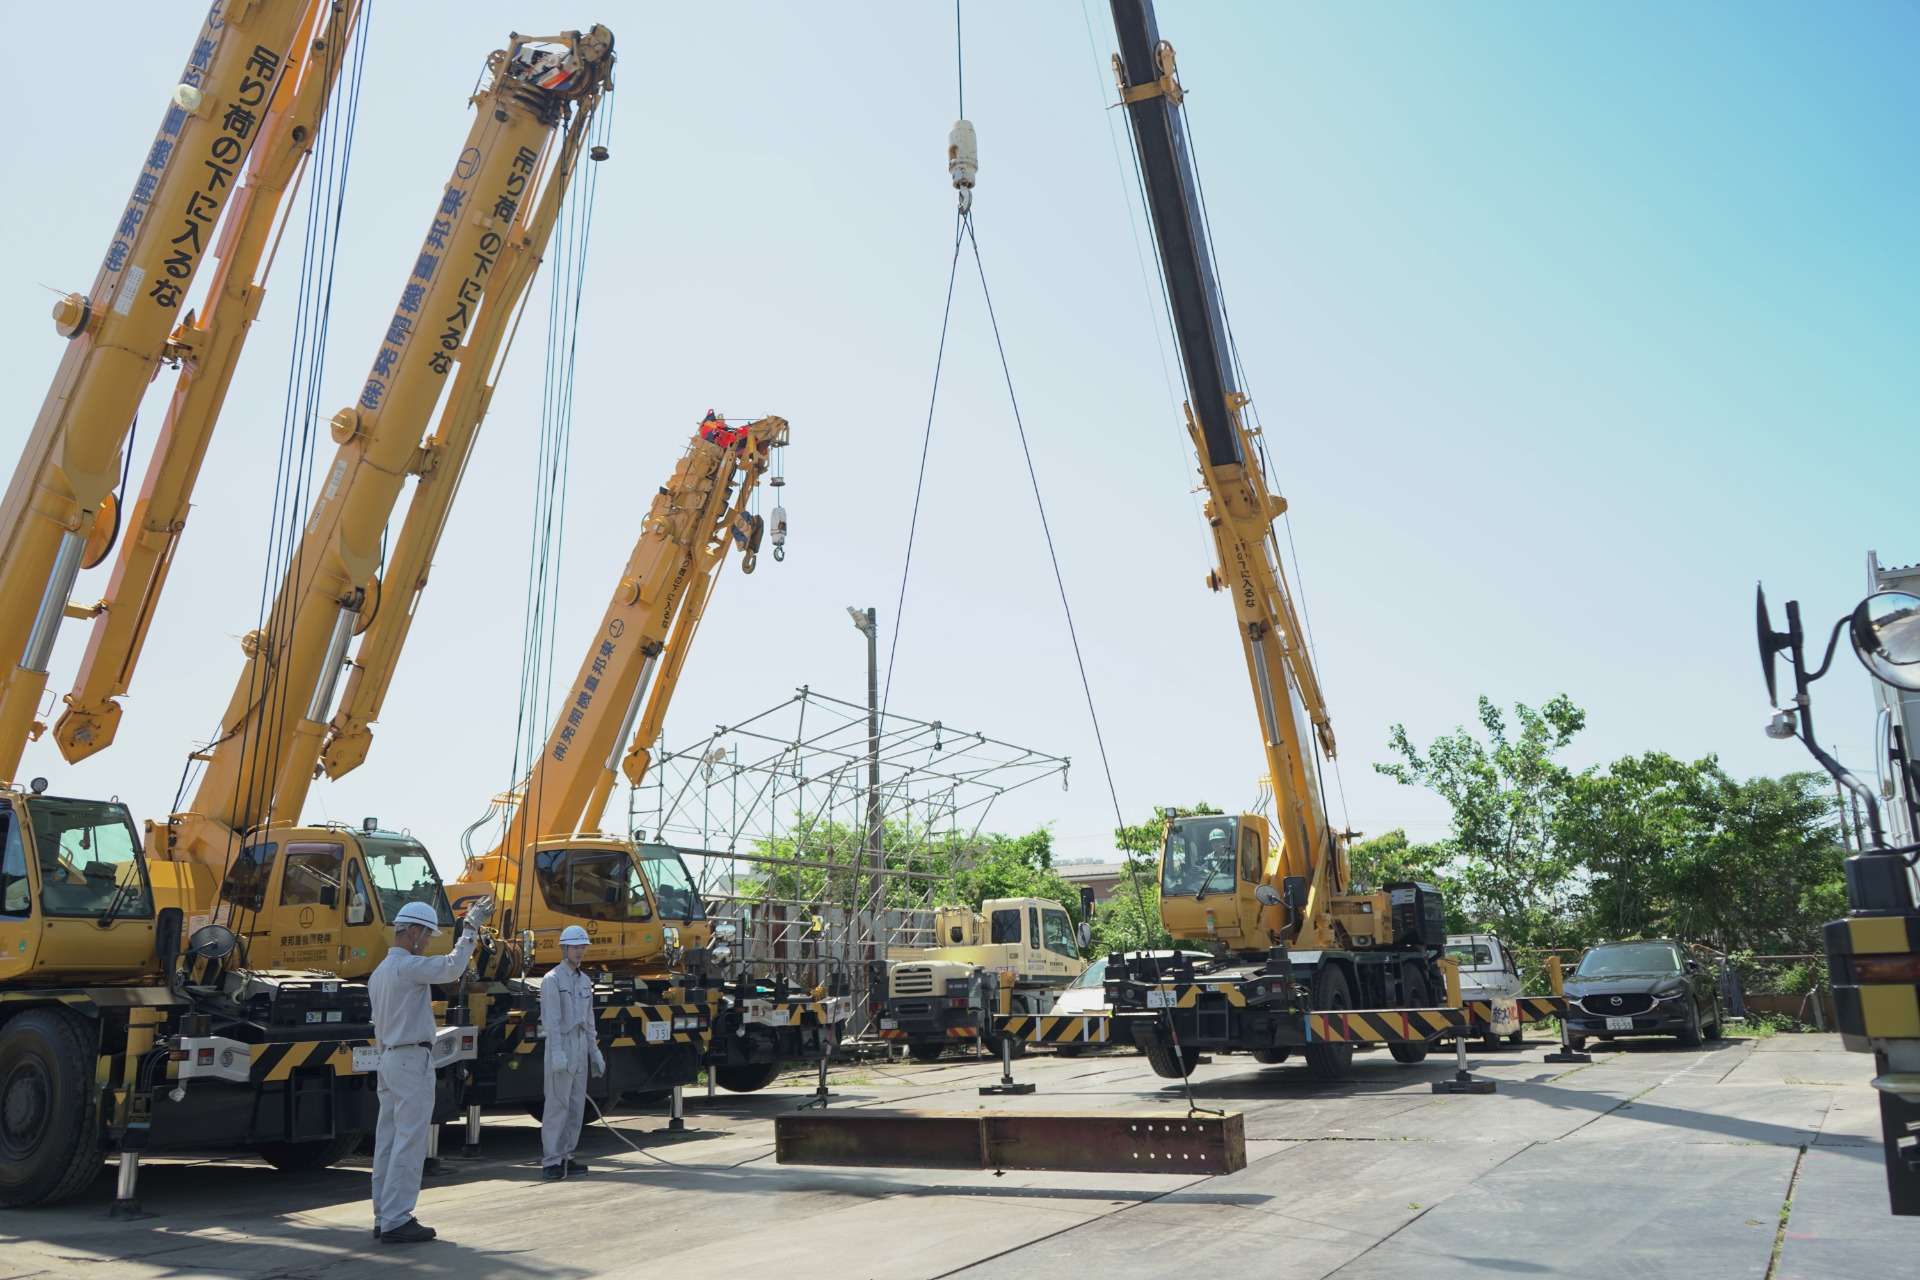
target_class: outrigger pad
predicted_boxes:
[775,1109,1246,1174]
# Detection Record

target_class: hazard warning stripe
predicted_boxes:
[1001,1014,1113,1044]
[249,1039,370,1082]
[1305,1007,1472,1044]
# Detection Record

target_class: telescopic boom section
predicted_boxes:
[1109,0,1345,917]
[54,0,367,767]
[167,27,615,877]
[463,415,787,893]
[0,0,315,782]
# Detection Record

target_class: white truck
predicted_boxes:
[1445,933,1527,1045]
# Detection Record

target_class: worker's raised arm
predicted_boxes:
[396,927,476,986]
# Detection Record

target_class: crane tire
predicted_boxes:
[714,1061,782,1094]
[1304,966,1357,1081]
[257,1129,366,1174]
[0,1008,103,1207]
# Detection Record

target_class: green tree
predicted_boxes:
[1376,695,1587,948]
[943,826,1080,920]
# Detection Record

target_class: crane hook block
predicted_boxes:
[948,119,978,212]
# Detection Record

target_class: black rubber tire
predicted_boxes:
[257,1129,366,1174]
[1144,1039,1201,1080]
[1508,1029,1525,1046]
[907,1043,946,1063]
[1389,966,1431,1065]
[1705,1001,1723,1041]
[1251,1048,1289,1065]
[1567,1034,1587,1052]
[1054,1045,1084,1058]
[1676,1003,1703,1048]
[0,1008,102,1208]
[986,1034,1026,1061]
[1304,966,1356,1081]
[714,1061,782,1094]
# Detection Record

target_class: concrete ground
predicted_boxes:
[3,1031,1915,1279]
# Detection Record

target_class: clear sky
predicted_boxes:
[4,1,1915,873]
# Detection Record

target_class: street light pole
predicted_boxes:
[848,606,883,1013]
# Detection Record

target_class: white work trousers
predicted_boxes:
[541,1031,592,1167]
[370,1045,435,1231]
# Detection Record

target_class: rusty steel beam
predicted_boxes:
[774,1109,1246,1175]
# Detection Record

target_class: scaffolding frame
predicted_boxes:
[627,686,1070,1035]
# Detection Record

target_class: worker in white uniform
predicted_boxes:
[368,899,478,1244]
[541,923,604,1180]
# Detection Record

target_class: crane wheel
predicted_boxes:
[1252,1048,1289,1065]
[714,1061,782,1093]
[907,1043,946,1063]
[1389,965,1432,1065]
[0,1008,103,1207]
[1303,966,1357,1081]
[257,1130,366,1174]
[1144,1040,1200,1080]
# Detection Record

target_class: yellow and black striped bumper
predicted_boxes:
[1000,1014,1112,1044]
[1305,1007,1473,1044]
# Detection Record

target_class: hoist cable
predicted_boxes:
[963,214,1126,838]
[210,1,372,933]
[877,211,965,721]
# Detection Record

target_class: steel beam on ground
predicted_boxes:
[774,1109,1247,1175]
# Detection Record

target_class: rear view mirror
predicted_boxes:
[1851,591,1920,692]
[1253,884,1282,907]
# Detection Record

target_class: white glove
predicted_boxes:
[590,1045,606,1076]
[549,1045,570,1073]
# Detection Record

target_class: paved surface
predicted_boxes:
[3,1032,1916,1279]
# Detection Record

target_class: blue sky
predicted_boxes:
[4,1,1914,870]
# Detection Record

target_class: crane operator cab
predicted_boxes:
[215,825,454,975]
[0,789,168,984]
[1158,813,1275,950]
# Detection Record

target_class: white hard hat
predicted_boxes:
[559,925,591,947]
[394,901,441,934]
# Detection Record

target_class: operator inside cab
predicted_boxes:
[1165,824,1233,895]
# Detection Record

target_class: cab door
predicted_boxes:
[269,841,345,970]
[0,804,37,981]
[1232,822,1269,945]
[337,853,387,975]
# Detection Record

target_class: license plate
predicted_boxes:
[1605,1016,1634,1031]
[1145,988,1177,1009]
[644,1022,671,1043]
[351,1046,381,1072]
[879,1018,897,1030]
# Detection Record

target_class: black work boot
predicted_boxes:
[380,1219,436,1245]
[565,1159,589,1176]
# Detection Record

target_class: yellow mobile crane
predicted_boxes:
[446,413,846,1109]
[156,26,616,979]
[0,0,344,780]
[1097,1,1452,1081]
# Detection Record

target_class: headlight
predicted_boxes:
[1652,987,1688,1002]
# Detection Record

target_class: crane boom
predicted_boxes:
[53,0,368,767]
[166,27,616,879]
[1110,0,1342,933]
[0,0,316,781]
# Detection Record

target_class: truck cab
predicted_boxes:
[0,790,168,984]
[879,897,1083,1061]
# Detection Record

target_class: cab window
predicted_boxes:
[1,807,29,916]
[27,797,151,920]
[1041,908,1078,958]
[1239,827,1264,883]
[280,843,343,907]
[535,850,653,922]
[1028,906,1040,948]
[345,860,372,926]
[1070,958,1107,989]
[223,841,278,913]
[989,908,1020,944]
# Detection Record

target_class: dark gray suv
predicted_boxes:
[1564,939,1722,1050]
